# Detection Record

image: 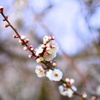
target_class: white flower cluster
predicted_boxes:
[35,65,63,81]
[35,36,62,81]
[33,36,77,98]
[59,85,77,98]
[35,36,59,63]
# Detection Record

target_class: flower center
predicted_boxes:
[54,73,58,77]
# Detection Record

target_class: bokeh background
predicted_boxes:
[0,0,100,100]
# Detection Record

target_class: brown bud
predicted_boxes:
[13,34,18,38]
[51,36,55,40]
[29,45,33,48]
[0,6,4,13]
[19,40,24,45]
[3,16,8,21]
[28,54,33,58]
[25,39,29,43]
[5,24,9,28]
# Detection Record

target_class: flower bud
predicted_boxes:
[28,54,33,58]
[41,44,46,49]
[13,34,18,38]
[70,79,75,85]
[43,36,49,43]
[3,16,8,21]
[23,46,28,51]
[21,35,25,40]
[25,39,29,43]
[29,45,34,51]
[52,62,56,67]
[51,36,55,40]
[29,45,33,48]
[5,24,9,28]
[36,57,44,63]
[0,6,4,13]
[19,40,24,45]
[48,36,52,40]
[82,93,87,98]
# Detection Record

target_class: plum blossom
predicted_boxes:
[36,57,44,63]
[46,69,53,81]
[34,36,59,61]
[43,36,50,43]
[35,65,46,77]
[46,69,63,81]
[43,40,59,61]
[58,85,68,96]
[35,45,44,56]
[59,85,77,98]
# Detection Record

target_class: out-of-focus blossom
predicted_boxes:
[58,85,69,96]
[35,65,46,77]
[58,85,77,98]
[96,85,100,95]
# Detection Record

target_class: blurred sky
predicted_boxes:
[0,0,100,55]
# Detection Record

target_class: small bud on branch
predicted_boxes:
[0,6,4,13]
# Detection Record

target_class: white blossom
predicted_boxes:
[66,88,74,98]
[46,40,59,53]
[43,52,56,61]
[59,85,77,98]
[59,85,69,96]
[67,86,77,98]
[71,85,77,91]
[43,36,50,43]
[46,70,53,81]
[35,65,45,77]
[46,69,63,81]
[35,45,44,56]
[36,57,44,63]
[43,40,59,61]
[51,69,63,81]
